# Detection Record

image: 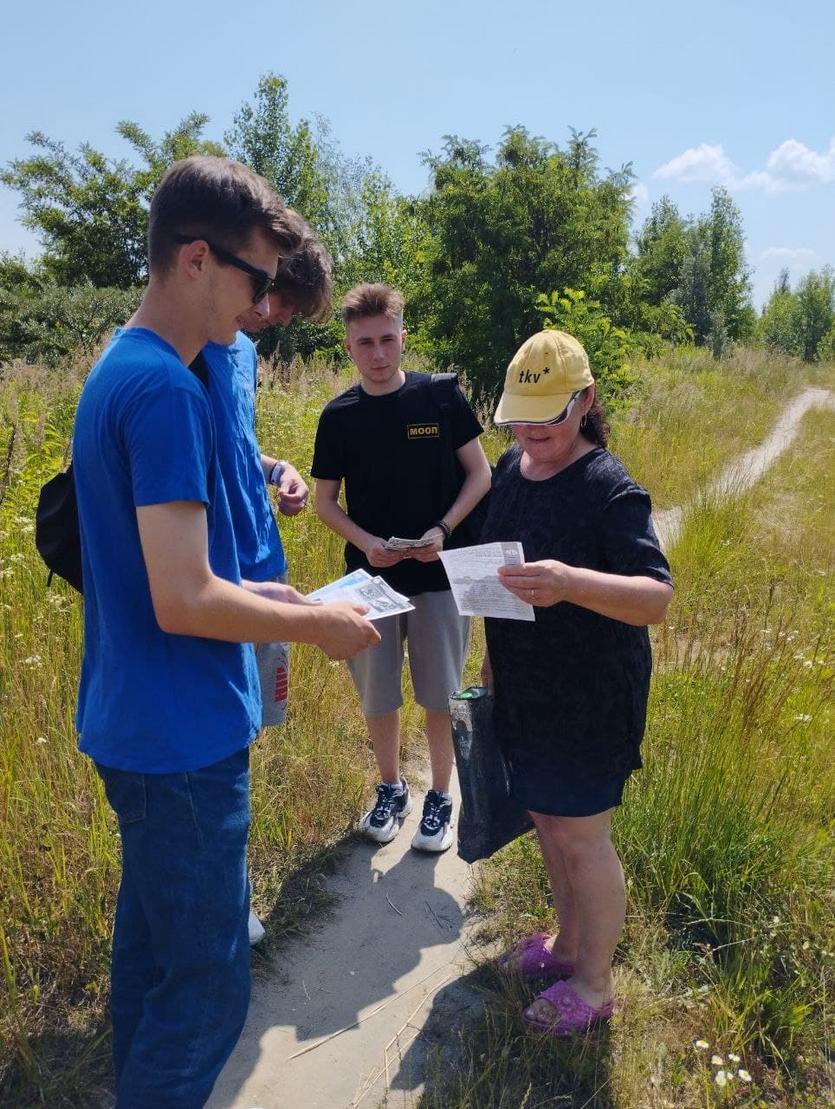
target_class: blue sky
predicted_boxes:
[1,0,833,307]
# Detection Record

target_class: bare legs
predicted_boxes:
[365,708,454,793]
[365,710,400,784]
[524,809,624,1022]
[424,710,454,793]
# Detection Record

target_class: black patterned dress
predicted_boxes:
[482,446,672,816]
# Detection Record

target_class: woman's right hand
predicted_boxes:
[481,651,494,692]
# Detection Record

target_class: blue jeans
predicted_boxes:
[95,747,251,1109]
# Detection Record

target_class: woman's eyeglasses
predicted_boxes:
[173,235,275,304]
[545,391,582,425]
[510,391,583,427]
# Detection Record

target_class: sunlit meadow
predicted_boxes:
[1,348,832,1106]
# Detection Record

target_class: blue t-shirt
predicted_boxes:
[203,334,286,581]
[73,327,260,773]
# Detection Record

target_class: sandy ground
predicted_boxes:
[207,773,479,1109]
[208,387,833,1109]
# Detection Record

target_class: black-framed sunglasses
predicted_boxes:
[173,235,275,304]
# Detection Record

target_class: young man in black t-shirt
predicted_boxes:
[312,283,491,851]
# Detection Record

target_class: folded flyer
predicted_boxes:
[307,568,414,620]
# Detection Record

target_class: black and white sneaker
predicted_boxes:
[357,777,412,843]
[411,790,455,852]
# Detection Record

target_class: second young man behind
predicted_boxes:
[312,283,491,852]
[200,208,333,945]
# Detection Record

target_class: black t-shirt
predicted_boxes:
[311,371,483,595]
[483,446,673,779]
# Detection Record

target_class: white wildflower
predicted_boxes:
[727,1052,741,1062]
[714,1069,728,1087]
[737,1068,752,1082]
[794,714,812,723]
[711,1054,724,1066]
[694,1039,709,1050]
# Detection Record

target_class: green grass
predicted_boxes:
[1,347,833,1106]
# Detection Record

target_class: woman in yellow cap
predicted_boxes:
[482,329,673,1036]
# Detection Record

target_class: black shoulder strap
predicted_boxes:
[189,351,210,390]
[430,372,458,415]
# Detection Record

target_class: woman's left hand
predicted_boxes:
[497,560,575,607]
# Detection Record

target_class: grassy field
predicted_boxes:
[0,346,832,1106]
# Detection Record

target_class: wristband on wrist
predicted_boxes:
[434,519,452,540]
[269,461,284,487]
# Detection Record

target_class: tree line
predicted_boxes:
[2,74,833,393]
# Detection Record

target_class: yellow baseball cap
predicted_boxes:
[493,330,594,425]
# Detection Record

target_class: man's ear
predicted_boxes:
[344,334,352,358]
[401,329,408,349]
[179,239,211,283]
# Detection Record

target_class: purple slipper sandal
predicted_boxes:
[523,979,614,1037]
[497,932,575,981]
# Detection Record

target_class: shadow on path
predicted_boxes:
[209,792,475,1109]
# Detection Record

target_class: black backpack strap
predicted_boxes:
[189,351,210,390]
[430,371,458,416]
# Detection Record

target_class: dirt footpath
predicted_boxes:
[207,775,478,1109]
[653,387,835,549]
[209,387,834,1109]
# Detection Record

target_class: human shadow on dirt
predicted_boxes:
[260,838,463,1038]
[207,831,468,1106]
[389,963,615,1108]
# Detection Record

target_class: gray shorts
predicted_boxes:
[347,589,470,716]
[254,572,289,728]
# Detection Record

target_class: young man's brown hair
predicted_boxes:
[148,155,296,274]
[272,209,334,325]
[341,283,405,325]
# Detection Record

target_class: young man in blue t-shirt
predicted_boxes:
[201,210,333,944]
[72,157,379,1108]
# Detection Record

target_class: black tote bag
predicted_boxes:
[449,686,533,863]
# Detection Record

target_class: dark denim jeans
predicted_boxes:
[95,747,251,1109]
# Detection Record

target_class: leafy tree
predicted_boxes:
[225,76,331,243]
[535,288,635,407]
[794,267,835,362]
[0,280,141,366]
[418,127,634,395]
[756,267,835,362]
[816,323,835,361]
[1,116,224,287]
[634,196,689,305]
[634,187,752,353]
[226,74,407,360]
[758,282,801,357]
[702,186,753,345]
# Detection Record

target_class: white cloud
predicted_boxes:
[760,246,815,261]
[628,182,649,206]
[653,137,835,194]
[654,143,736,184]
[766,138,835,184]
